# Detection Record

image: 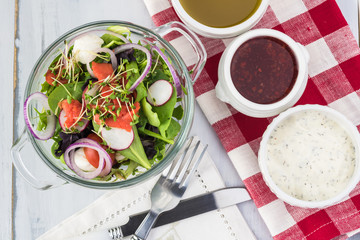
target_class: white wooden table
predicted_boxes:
[1,0,359,239]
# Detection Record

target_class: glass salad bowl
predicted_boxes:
[11,20,206,190]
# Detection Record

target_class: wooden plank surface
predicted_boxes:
[7,0,360,240]
[0,0,15,239]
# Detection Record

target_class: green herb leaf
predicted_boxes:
[40,81,56,96]
[67,95,72,104]
[125,61,140,90]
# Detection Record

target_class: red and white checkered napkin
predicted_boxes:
[144,0,360,239]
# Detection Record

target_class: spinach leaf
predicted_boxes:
[119,127,151,169]
[152,85,177,137]
[135,82,147,102]
[165,119,181,140]
[172,105,184,120]
[78,72,93,83]
[48,81,85,115]
[146,69,170,85]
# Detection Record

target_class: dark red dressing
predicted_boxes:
[230,37,298,104]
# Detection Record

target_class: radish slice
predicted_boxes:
[64,30,129,64]
[24,92,56,140]
[59,110,89,132]
[113,43,152,91]
[64,138,112,179]
[101,127,134,150]
[147,80,174,106]
[72,34,104,64]
[151,45,182,96]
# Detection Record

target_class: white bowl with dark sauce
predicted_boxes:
[258,105,360,208]
[216,29,310,118]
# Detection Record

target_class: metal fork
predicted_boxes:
[128,137,207,240]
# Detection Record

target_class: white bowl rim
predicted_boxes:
[171,0,270,37]
[258,104,360,208]
[221,28,308,111]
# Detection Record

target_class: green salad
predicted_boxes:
[24,26,184,180]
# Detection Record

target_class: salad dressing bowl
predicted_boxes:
[11,21,206,190]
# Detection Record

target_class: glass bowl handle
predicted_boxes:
[153,21,207,83]
[11,128,68,190]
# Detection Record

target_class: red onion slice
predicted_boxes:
[24,92,56,140]
[86,62,95,78]
[86,48,118,78]
[151,45,182,96]
[94,47,118,70]
[64,138,112,179]
[76,138,113,177]
[113,43,152,91]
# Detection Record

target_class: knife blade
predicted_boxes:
[66,187,251,240]
[120,187,251,237]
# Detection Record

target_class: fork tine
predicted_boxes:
[164,136,194,180]
[179,143,208,188]
[174,140,201,183]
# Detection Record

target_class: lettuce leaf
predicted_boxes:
[119,127,151,169]
[107,26,131,36]
[101,33,124,49]
[141,98,160,127]
[152,85,177,137]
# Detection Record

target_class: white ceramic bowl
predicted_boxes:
[216,29,310,118]
[258,105,360,208]
[171,0,269,38]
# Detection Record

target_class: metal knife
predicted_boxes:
[66,187,251,240]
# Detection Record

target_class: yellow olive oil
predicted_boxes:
[179,0,262,28]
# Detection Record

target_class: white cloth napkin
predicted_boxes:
[37,141,255,240]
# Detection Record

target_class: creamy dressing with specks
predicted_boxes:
[267,110,356,201]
